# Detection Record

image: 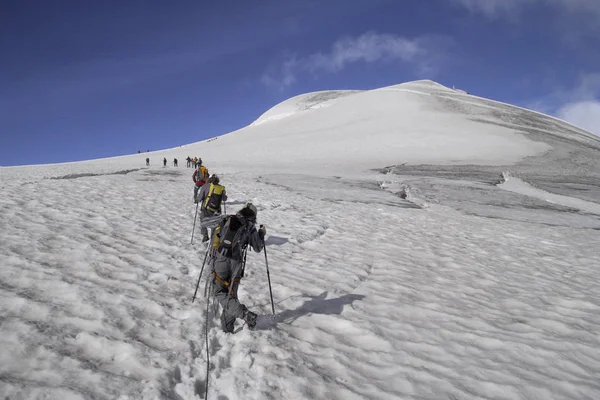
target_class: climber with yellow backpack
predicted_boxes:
[192,159,209,203]
[196,174,227,243]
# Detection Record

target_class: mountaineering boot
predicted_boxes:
[244,309,258,330]
[221,311,235,333]
[202,234,209,243]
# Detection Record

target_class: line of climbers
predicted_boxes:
[142,156,201,168]
[144,157,179,167]
[192,160,266,332]
[187,156,203,168]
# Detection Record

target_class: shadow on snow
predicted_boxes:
[256,292,365,329]
[265,235,289,246]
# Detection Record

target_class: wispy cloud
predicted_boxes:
[452,0,600,17]
[261,32,452,90]
[571,73,600,100]
[261,52,299,89]
[451,0,600,40]
[555,73,600,135]
[557,101,600,135]
[305,33,424,73]
[527,73,600,135]
[451,0,534,19]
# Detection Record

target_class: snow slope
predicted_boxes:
[2,80,600,400]
[204,80,554,175]
[251,90,360,126]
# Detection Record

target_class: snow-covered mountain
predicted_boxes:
[1,80,600,400]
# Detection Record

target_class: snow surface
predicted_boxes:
[2,80,600,400]
[251,90,360,126]
[499,174,600,216]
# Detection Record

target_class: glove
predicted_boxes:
[258,225,266,240]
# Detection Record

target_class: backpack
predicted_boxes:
[200,166,209,180]
[193,166,209,183]
[213,215,245,259]
[203,183,225,213]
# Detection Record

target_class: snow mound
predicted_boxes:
[206,80,554,175]
[252,90,361,126]
[381,79,457,93]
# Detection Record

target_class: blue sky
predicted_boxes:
[1,0,599,166]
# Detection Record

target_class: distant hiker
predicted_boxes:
[193,162,209,202]
[193,157,198,168]
[146,157,150,166]
[174,158,178,167]
[197,174,227,242]
[211,203,266,332]
[186,156,192,168]
[163,157,167,167]
[195,157,203,169]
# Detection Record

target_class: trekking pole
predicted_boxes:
[204,282,211,400]
[191,201,199,244]
[192,240,211,303]
[241,246,248,276]
[204,240,216,299]
[262,233,275,314]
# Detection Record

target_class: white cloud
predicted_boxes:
[261,54,298,89]
[557,101,600,135]
[572,73,600,99]
[452,0,600,39]
[261,32,451,90]
[452,0,600,17]
[550,73,600,135]
[305,32,424,73]
[523,72,600,136]
[552,0,600,14]
[452,0,600,53]
[451,0,534,18]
